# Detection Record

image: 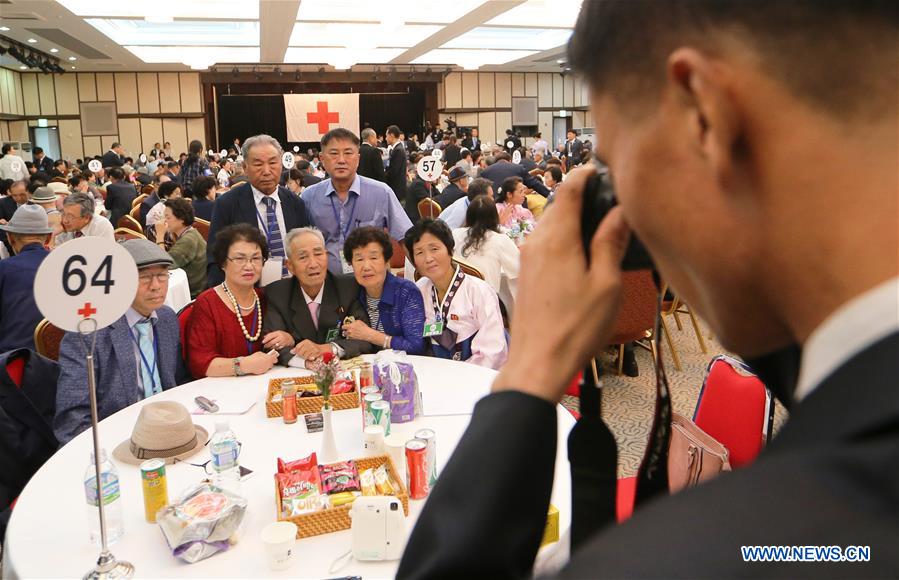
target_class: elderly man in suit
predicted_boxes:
[564,129,584,170]
[263,227,372,366]
[206,134,313,287]
[479,151,550,197]
[101,142,125,169]
[384,124,407,203]
[104,166,137,227]
[398,0,899,578]
[358,128,386,182]
[54,239,182,444]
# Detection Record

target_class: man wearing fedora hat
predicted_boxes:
[0,204,53,352]
[55,239,183,444]
[29,186,62,232]
[435,166,470,211]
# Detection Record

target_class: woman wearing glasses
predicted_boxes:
[184,224,284,378]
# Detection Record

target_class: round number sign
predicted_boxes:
[431,148,443,161]
[416,156,444,182]
[34,238,139,332]
[207,149,215,156]
[292,145,300,153]
[281,151,295,169]
[87,159,102,173]
[512,150,522,164]
[506,141,514,149]
[138,153,148,164]
[220,149,228,157]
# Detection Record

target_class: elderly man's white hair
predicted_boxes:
[240,134,284,162]
[284,227,326,258]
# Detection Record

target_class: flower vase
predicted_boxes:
[320,405,338,463]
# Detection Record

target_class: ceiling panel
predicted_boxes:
[284,47,405,67]
[442,27,571,51]
[412,48,539,68]
[288,22,441,48]
[485,0,583,28]
[55,0,258,20]
[86,19,259,46]
[296,0,488,24]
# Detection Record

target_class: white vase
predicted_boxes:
[320,406,338,463]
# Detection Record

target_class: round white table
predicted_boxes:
[4,356,575,578]
[163,267,191,312]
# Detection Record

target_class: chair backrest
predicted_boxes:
[417,198,442,220]
[607,269,657,345]
[132,193,148,208]
[117,214,142,233]
[453,257,485,280]
[693,355,774,469]
[33,319,65,361]
[177,301,195,360]
[114,227,147,241]
[193,218,210,241]
[140,184,156,195]
[129,203,142,222]
[389,238,406,269]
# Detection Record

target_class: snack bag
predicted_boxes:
[277,452,318,474]
[373,350,421,423]
[276,452,323,517]
[373,464,397,495]
[359,468,377,496]
[157,483,247,564]
[319,460,361,494]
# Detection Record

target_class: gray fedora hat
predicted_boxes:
[120,238,174,269]
[30,186,58,203]
[0,203,54,235]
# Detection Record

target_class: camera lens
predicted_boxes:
[390,502,399,511]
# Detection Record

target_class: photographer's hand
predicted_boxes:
[493,165,631,404]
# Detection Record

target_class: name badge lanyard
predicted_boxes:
[430,266,465,351]
[329,194,358,246]
[244,302,259,355]
[254,205,274,241]
[129,325,161,395]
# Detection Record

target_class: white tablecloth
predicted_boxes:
[163,267,191,312]
[4,356,575,578]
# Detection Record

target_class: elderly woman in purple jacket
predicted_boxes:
[340,226,426,354]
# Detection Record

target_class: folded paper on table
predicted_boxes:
[419,381,490,416]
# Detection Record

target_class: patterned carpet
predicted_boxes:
[560,313,789,478]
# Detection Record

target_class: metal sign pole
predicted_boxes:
[79,319,134,580]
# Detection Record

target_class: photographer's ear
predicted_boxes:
[667,48,743,189]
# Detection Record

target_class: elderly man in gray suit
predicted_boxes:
[54,239,183,444]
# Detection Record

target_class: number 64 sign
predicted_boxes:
[34,238,138,332]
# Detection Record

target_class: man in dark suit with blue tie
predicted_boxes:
[54,239,184,444]
[206,134,312,287]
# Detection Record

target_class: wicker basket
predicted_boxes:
[265,376,360,418]
[274,454,409,538]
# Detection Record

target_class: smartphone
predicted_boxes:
[580,170,654,270]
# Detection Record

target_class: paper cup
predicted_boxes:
[363,425,385,456]
[261,521,297,571]
[384,432,408,484]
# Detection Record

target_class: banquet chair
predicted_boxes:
[412,258,486,282]
[128,203,142,223]
[117,214,142,233]
[660,283,707,367]
[607,269,661,374]
[33,320,65,361]
[390,238,406,277]
[193,218,210,241]
[693,355,774,469]
[177,301,195,363]
[114,227,146,242]
[140,184,156,196]
[417,198,442,220]
[131,193,148,208]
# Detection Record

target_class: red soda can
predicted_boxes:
[406,439,429,499]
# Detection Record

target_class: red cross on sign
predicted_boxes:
[307,101,340,134]
[78,302,97,319]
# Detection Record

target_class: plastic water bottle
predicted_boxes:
[84,448,124,547]
[210,421,241,493]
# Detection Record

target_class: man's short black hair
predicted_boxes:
[295,159,311,172]
[108,167,124,180]
[547,166,563,183]
[1,144,12,155]
[467,177,493,201]
[213,223,269,269]
[158,180,181,199]
[343,226,393,265]
[404,218,454,258]
[321,128,360,149]
[33,147,44,155]
[567,0,897,119]
[386,125,401,138]
[167,161,179,169]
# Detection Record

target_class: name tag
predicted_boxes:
[423,321,444,337]
[325,328,340,342]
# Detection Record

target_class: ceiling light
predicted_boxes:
[68,56,77,61]
[50,48,59,53]
[556,59,565,64]
[145,15,174,23]
[71,66,76,69]
[0,27,10,32]
[27,38,37,43]
[19,65,28,70]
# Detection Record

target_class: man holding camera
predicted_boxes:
[399,1,897,577]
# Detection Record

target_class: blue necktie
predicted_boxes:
[262,196,287,277]
[135,320,161,399]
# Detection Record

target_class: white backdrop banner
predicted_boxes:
[284,93,360,142]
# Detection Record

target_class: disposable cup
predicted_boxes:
[261,521,297,571]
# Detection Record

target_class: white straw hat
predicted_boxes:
[113,401,208,465]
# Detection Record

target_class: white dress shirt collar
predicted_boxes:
[795,276,899,401]
[301,283,325,306]
[252,184,280,206]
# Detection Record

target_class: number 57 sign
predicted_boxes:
[34,238,138,332]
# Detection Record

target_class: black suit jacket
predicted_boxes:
[481,160,550,197]
[301,173,322,188]
[262,272,374,365]
[104,181,137,227]
[435,182,466,211]
[358,143,386,182]
[139,192,159,226]
[385,143,408,203]
[101,150,124,169]
[443,144,462,168]
[565,138,584,168]
[504,135,522,154]
[205,182,312,287]
[0,197,20,252]
[462,137,480,151]
[34,156,54,175]
[405,178,435,224]
[398,332,899,579]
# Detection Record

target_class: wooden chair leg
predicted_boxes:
[660,315,682,371]
[671,298,684,330]
[686,307,708,353]
[617,344,624,375]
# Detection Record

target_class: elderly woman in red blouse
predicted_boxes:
[184,224,289,377]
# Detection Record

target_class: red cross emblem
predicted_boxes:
[77,302,97,318]
[307,101,340,134]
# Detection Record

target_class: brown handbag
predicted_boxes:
[667,412,731,493]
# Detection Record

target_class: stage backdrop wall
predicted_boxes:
[217,91,424,151]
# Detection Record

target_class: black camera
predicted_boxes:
[580,170,654,271]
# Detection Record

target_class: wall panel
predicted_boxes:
[77,73,97,102]
[537,111,553,145]
[162,118,187,156]
[186,118,206,144]
[179,73,202,113]
[100,135,120,152]
[14,72,24,114]
[137,73,160,114]
[563,76,575,108]
[511,73,524,97]
[538,73,552,108]
[82,135,101,157]
[477,112,496,148]
[525,73,538,97]
[495,73,511,107]
[495,111,512,144]
[58,118,83,160]
[158,73,181,113]
[552,74,563,108]
[0,70,10,114]
[118,118,142,158]
[140,118,164,154]
[96,73,115,101]
[21,74,40,116]
[114,73,138,114]
[461,72,478,109]
[54,73,79,115]
[444,72,462,109]
[37,74,56,115]
[477,73,494,108]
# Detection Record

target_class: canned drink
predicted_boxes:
[361,386,380,398]
[281,381,298,424]
[363,393,383,429]
[370,399,391,436]
[405,439,429,499]
[414,428,438,486]
[360,364,374,388]
[140,458,168,522]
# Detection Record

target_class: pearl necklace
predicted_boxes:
[221,282,261,342]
